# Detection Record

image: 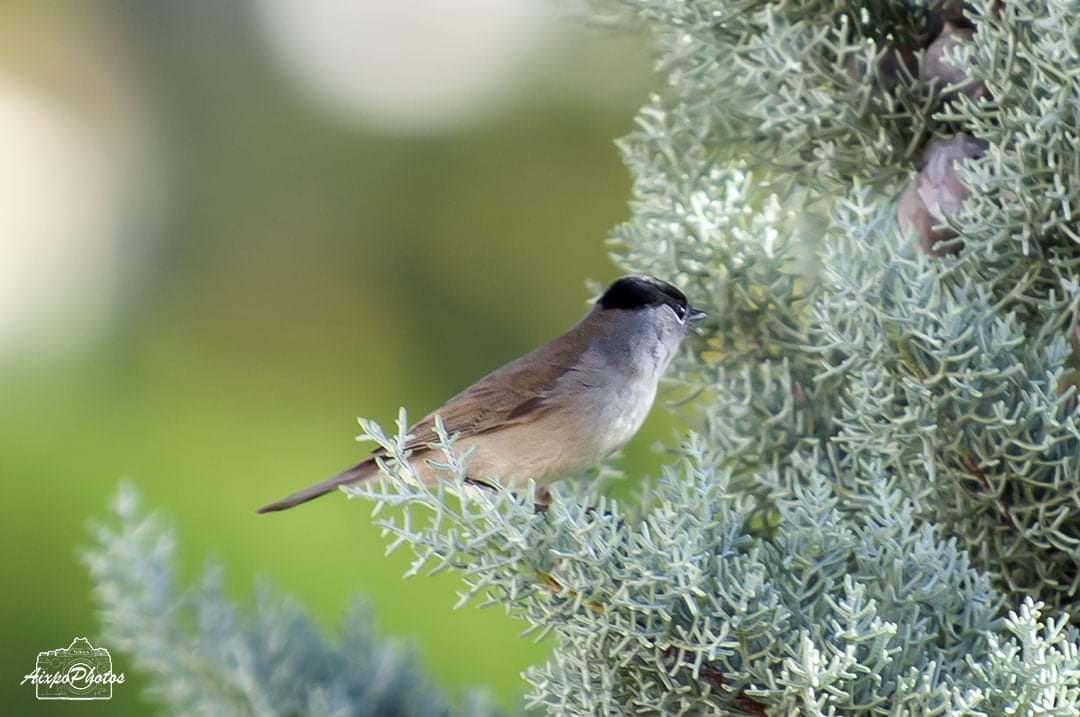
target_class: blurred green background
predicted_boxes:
[1,1,668,714]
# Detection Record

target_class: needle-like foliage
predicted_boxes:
[346,414,1079,715]
[598,0,1080,615]
[84,487,500,717]
[347,0,1080,712]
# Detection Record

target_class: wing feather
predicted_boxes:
[389,325,592,455]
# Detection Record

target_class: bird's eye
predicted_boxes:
[672,304,687,322]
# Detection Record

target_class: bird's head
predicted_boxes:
[595,275,706,355]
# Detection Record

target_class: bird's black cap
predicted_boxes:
[598,275,688,312]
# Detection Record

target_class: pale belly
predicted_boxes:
[400,342,667,493]
[415,379,659,492]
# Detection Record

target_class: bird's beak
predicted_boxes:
[688,307,707,323]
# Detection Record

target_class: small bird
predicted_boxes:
[257,275,706,513]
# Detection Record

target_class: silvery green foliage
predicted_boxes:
[349,415,1080,715]
[608,104,836,486]
[815,189,1080,612]
[891,0,1080,609]
[597,0,1080,614]
[601,0,940,189]
[346,0,1080,712]
[83,487,499,717]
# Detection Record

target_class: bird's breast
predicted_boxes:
[562,346,663,463]
[593,375,658,457]
[442,365,662,493]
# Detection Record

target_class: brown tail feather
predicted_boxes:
[257,459,377,514]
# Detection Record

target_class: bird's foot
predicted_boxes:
[532,487,553,514]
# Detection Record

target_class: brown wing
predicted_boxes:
[256,317,594,513]
[392,322,592,454]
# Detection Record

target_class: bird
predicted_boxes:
[257,275,706,514]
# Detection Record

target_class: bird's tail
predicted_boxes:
[257,459,377,514]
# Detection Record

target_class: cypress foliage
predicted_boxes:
[84,487,501,717]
